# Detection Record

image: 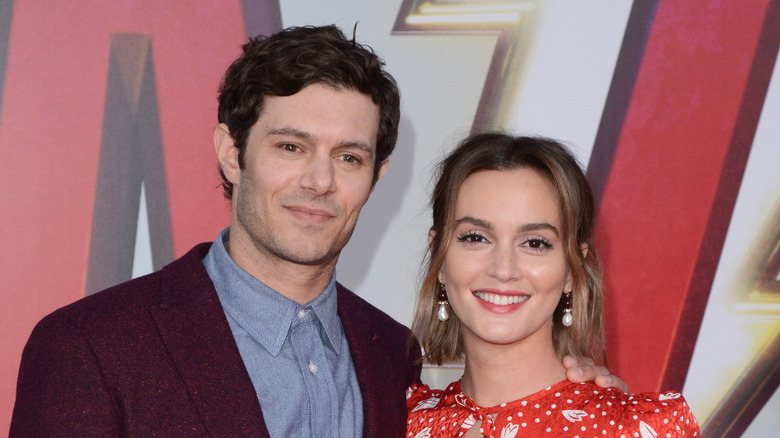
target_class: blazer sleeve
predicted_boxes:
[10,312,123,436]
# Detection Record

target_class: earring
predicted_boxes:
[437,283,449,322]
[562,291,573,327]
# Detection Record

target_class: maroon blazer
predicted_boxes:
[11,243,422,437]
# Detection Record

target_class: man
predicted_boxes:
[11,25,621,437]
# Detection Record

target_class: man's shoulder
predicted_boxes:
[34,243,214,335]
[336,282,422,384]
[335,282,410,334]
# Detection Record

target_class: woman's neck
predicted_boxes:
[459,335,566,408]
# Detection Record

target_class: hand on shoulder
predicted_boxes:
[563,355,629,392]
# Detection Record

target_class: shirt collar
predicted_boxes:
[203,227,343,356]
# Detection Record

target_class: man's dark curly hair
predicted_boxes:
[217,25,401,199]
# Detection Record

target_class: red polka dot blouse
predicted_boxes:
[406,379,699,438]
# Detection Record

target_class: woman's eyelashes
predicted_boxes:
[522,237,553,253]
[455,231,554,253]
[456,230,488,244]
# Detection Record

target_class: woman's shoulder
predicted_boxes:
[556,381,700,435]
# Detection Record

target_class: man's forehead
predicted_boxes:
[252,85,380,143]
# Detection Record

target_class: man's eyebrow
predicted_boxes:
[267,127,374,155]
[341,141,375,156]
[267,127,313,141]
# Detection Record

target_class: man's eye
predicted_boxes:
[339,154,363,165]
[280,144,298,152]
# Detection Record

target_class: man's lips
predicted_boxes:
[286,205,336,222]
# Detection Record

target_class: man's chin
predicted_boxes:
[274,243,342,267]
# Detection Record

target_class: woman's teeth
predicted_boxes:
[474,292,529,305]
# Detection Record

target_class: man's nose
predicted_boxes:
[300,154,336,195]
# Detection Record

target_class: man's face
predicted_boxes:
[217,83,385,276]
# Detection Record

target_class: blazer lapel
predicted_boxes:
[337,285,388,438]
[149,245,270,437]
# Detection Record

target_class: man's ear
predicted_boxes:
[370,158,390,193]
[214,123,240,185]
[376,158,389,181]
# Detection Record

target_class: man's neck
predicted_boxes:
[224,239,336,305]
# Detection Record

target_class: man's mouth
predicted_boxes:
[287,205,336,222]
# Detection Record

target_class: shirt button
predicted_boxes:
[297,309,306,318]
[308,362,318,373]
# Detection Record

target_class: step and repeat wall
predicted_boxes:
[1,1,779,436]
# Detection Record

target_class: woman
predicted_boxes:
[407,134,698,437]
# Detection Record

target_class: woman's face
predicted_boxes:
[439,167,571,349]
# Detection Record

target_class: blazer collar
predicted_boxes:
[149,243,270,437]
[337,283,389,438]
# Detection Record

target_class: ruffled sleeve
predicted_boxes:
[622,390,700,436]
[406,383,443,411]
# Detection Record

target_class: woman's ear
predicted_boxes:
[429,229,446,284]
[564,243,589,292]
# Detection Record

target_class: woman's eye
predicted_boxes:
[524,238,552,250]
[456,232,486,243]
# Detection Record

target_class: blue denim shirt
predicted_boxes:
[203,227,362,437]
